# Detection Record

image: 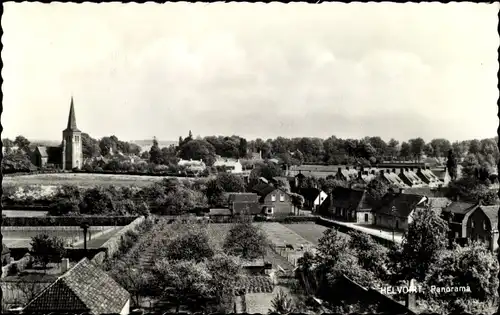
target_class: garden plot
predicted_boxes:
[2,226,120,248]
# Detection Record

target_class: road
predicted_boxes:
[320,217,403,244]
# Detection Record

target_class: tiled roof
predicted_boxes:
[232,202,262,215]
[298,188,322,202]
[36,146,49,157]
[228,193,259,203]
[480,206,499,231]
[382,172,408,188]
[443,202,477,215]
[331,187,372,210]
[428,197,452,209]
[235,276,274,294]
[210,208,232,216]
[373,193,426,218]
[252,183,277,197]
[24,258,129,315]
[290,164,342,173]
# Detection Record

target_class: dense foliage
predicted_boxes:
[223,222,269,260]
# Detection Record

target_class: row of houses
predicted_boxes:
[318,185,499,251]
[295,164,449,189]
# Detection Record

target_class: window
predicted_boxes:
[396,220,399,229]
[267,207,273,214]
[455,232,459,238]
[364,213,369,222]
[471,221,475,229]
[75,135,79,142]
[374,216,377,224]
[340,209,343,216]
[484,222,487,230]
[279,194,285,202]
[271,195,276,202]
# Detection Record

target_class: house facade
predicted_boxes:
[214,158,243,174]
[372,192,427,231]
[227,193,261,215]
[466,205,499,251]
[178,158,206,174]
[251,183,293,216]
[318,187,374,225]
[441,201,479,243]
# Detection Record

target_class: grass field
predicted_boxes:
[3,173,170,188]
[283,223,330,245]
[2,226,120,248]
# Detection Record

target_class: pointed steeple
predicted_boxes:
[66,97,80,132]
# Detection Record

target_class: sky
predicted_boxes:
[2,2,499,143]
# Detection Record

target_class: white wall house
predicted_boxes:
[214,158,243,174]
[178,158,206,173]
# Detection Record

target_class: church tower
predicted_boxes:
[62,97,83,170]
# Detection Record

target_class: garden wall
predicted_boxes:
[316,217,394,248]
[2,216,138,226]
[91,216,146,265]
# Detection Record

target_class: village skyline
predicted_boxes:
[2,2,498,142]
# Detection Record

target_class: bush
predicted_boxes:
[8,263,19,276]
[2,216,138,226]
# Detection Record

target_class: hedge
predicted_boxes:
[2,216,138,227]
[96,216,146,263]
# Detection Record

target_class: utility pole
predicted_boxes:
[80,222,90,256]
[391,206,396,243]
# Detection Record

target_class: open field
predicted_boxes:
[3,210,49,217]
[3,173,168,188]
[283,223,330,245]
[2,226,120,248]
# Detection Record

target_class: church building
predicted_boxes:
[32,98,84,170]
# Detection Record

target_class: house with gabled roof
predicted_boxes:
[298,187,328,211]
[466,204,499,251]
[379,169,409,189]
[398,168,426,187]
[23,258,130,315]
[214,157,243,174]
[335,166,359,181]
[227,192,261,215]
[416,166,442,188]
[251,183,293,216]
[372,191,427,231]
[318,187,374,224]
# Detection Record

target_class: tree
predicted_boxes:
[14,135,30,152]
[178,139,217,166]
[149,137,162,164]
[446,149,458,180]
[215,173,246,193]
[348,231,389,280]
[206,254,241,312]
[113,262,154,308]
[399,207,449,282]
[223,222,269,260]
[30,234,66,269]
[2,138,14,154]
[424,242,498,314]
[399,142,411,160]
[409,138,426,162]
[269,289,296,314]
[81,133,101,158]
[468,139,481,155]
[430,139,452,158]
[79,187,115,215]
[366,178,389,202]
[387,138,400,160]
[152,259,212,312]
[238,138,248,158]
[205,179,227,207]
[164,230,214,262]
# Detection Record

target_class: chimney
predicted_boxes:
[364,171,368,176]
[338,167,342,173]
[358,171,362,179]
[400,168,405,174]
[399,188,405,194]
[380,170,385,176]
[405,279,417,311]
[392,168,396,173]
[346,166,350,171]
[61,258,70,274]
[478,198,483,206]
[417,167,421,172]
[386,169,390,174]
[371,170,375,175]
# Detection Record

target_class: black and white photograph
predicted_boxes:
[0,2,499,314]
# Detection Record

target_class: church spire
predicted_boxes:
[66,97,80,131]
